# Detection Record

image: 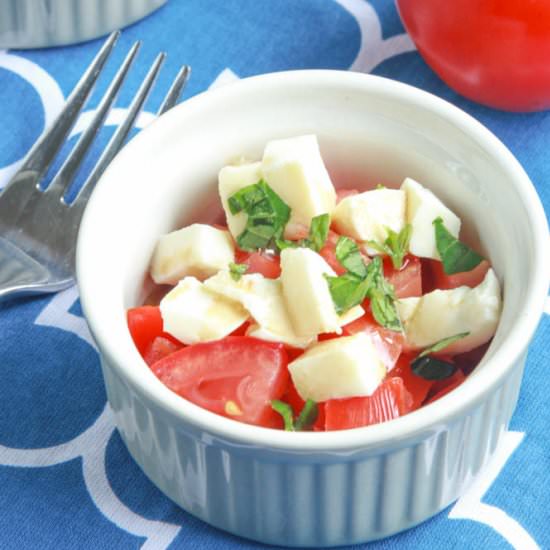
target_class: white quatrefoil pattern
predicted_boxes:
[0,1,548,548]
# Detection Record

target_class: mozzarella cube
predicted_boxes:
[261,135,336,232]
[160,277,248,345]
[402,177,461,260]
[289,333,386,402]
[150,223,234,285]
[332,189,406,248]
[204,270,314,348]
[281,247,345,337]
[218,161,262,239]
[396,268,502,353]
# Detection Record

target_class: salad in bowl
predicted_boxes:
[127,134,502,432]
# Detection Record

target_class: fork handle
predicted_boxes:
[0,238,58,302]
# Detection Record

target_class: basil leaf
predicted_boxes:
[228,262,248,281]
[275,238,298,251]
[229,180,291,251]
[365,256,402,331]
[294,399,319,431]
[418,332,470,358]
[309,213,330,252]
[271,400,295,431]
[324,272,370,314]
[376,183,386,190]
[411,356,457,381]
[366,224,412,270]
[271,399,318,431]
[433,217,484,275]
[335,236,368,278]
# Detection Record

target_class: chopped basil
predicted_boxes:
[433,217,484,275]
[365,256,402,331]
[367,224,412,270]
[418,332,470,358]
[228,262,248,281]
[324,272,370,314]
[308,213,330,252]
[376,183,386,190]
[271,400,294,431]
[411,356,457,381]
[294,399,319,431]
[228,180,291,251]
[276,213,330,253]
[271,399,318,431]
[335,236,368,278]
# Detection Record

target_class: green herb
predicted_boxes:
[376,183,386,190]
[433,217,484,275]
[367,224,412,270]
[411,356,457,381]
[335,236,368,277]
[228,262,248,281]
[271,400,295,431]
[308,213,330,252]
[324,272,370,314]
[228,180,291,251]
[365,256,402,331]
[294,399,319,431]
[271,399,318,431]
[276,213,330,253]
[418,332,470,358]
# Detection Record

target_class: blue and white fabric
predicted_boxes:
[0,1,549,548]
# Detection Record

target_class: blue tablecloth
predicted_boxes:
[1,1,549,548]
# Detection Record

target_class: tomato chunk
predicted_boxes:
[150,336,289,427]
[384,255,423,299]
[324,377,413,431]
[424,369,466,405]
[389,354,434,410]
[127,306,180,357]
[427,259,490,291]
[235,249,281,279]
[143,336,183,366]
[342,311,404,371]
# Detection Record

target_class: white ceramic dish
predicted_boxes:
[77,70,549,547]
[0,0,166,49]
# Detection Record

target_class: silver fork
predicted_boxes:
[0,31,190,302]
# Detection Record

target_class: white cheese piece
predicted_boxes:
[280,247,350,337]
[261,135,336,233]
[150,223,235,285]
[338,303,365,328]
[204,270,314,348]
[288,333,387,402]
[218,161,262,239]
[396,268,502,353]
[401,177,461,260]
[332,188,406,248]
[160,277,248,344]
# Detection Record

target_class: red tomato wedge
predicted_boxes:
[324,377,413,431]
[424,369,466,405]
[235,249,281,279]
[342,311,404,371]
[127,306,180,357]
[389,354,434,410]
[150,336,289,427]
[384,255,423,299]
[427,259,490,291]
[143,336,183,367]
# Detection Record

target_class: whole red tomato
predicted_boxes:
[397,0,550,111]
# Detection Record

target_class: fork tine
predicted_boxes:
[71,53,168,209]
[157,65,191,116]
[46,40,142,201]
[16,31,120,180]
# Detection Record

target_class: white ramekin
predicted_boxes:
[76,70,549,547]
[0,0,166,49]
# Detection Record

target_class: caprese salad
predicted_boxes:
[127,135,502,431]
